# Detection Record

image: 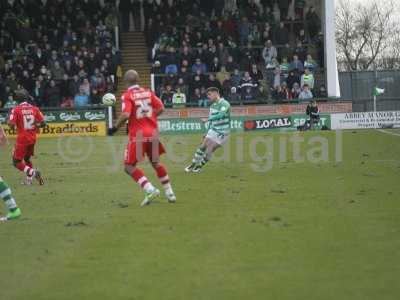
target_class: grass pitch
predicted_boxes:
[0,129,400,300]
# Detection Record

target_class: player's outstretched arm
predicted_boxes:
[36,121,46,128]
[108,112,130,136]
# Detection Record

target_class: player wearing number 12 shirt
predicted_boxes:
[108,70,176,206]
[8,91,46,185]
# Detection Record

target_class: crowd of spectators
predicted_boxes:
[0,0,120,109]
[145,0,326,107]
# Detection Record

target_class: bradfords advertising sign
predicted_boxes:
[331,111,400,129]
[0,109,107,137]
[244,117,292,131]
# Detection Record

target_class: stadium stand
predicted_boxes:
[0,0,325,109]
[146,0,325,107]
[0,0,120,108]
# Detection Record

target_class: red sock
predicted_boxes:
[15,162,35,176]
[26,161,33,168]
[131,168,152,191]
[154,164,171,188]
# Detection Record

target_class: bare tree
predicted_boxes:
[336,0,399,71]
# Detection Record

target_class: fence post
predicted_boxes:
[151,74,155,92]
[108,106,113,129]
[115,25,120,51]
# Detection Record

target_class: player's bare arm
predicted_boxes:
[108,112,130,135]
[155,107,164,116]
[36,121,46,128]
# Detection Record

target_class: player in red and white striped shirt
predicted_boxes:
[8,90,45,185]
[108,70,176,206]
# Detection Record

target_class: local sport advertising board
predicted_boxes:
[0,109,107,137]
[331,111,400,129]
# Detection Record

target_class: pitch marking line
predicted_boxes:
[377,129,400,137]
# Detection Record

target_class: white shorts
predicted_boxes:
[205,129,229,145]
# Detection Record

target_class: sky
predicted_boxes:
[337,0,400,16]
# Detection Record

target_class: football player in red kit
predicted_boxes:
[8,91,45,185]
[108,70,176,206]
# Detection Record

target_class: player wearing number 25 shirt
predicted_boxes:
[8,92,46,185]
[108,70,176,206]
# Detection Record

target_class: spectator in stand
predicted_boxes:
[209,57,221,73]
[299,84,313,100]
[191,88,203,107]
[206,74,222,92]
[45,80,61,107]
[287,70,300,89]
[189,74,204,97]
[301,68,315,90]
[291,82,302,99]
[294,41,308,62]
[238,17,251,46]
[272,67,282,89]
[91,69,106,93]
[132,0,142,31]
[222,73,233,96]
[272,86,286,103]
[180,47,192,66]
[281,82,292,101]
[231,69,243,90]
[74,86,90,107]
[176,78,189,97]
[68,75,81,99]
[216,66,230,86]
[228,87,241,104]
[280,57,290,78]
[250,64,264,85]
[80,78,91,96]
[295,0,306,20]
[275,22,290,45]
[297,29,309,44]
[306,6,321,39]
[119,0,131,32]
[225,56,239,72]
[240,71,257,91]
[179,66,191,84]
[172,87,186,108]
[91,89,102,105]
[262,40,278,67]
[315,85,328,98]
[304,54,318,72]
[4,94,17,109]
[60,74,72,100]
[191,58,207,74]
[266,58,280,70]
[32,80,45,107]
[218,43,230,66]
[242,86,256,103]
[198,87,209,107]
[161,85,174,106]
[289,55,304,73]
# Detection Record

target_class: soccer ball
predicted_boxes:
[102,93,116,106]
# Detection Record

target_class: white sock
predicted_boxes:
[164,184,174,195]
[5,197,17,211]
[143,182,155,193]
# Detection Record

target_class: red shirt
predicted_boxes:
[9,102,44,144]
[121,85,164,140]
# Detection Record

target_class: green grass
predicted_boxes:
[0,129,400,300]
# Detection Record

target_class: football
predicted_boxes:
[102,93,116,106]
